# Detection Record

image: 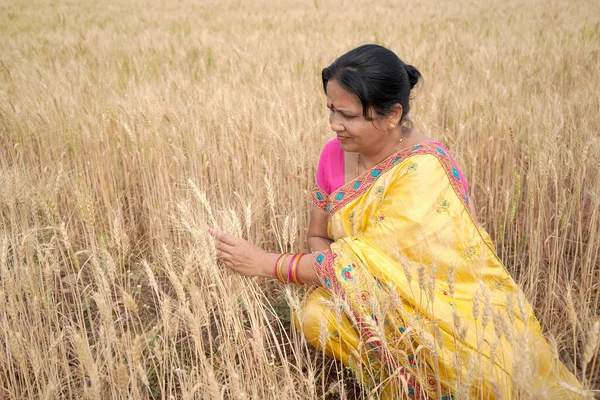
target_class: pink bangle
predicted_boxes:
[288,254,299,283]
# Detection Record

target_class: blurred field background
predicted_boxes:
[1,0,599,398]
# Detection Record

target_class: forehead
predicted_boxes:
[326,80,362,111]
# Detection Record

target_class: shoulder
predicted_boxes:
[392,143,469,205]
[404,142,454,163]
[388,143,456,181]
[317,138,344,171]
[314,139,344,200]
[409,142,466,186]
[319,138,342,159]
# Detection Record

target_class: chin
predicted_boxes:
[337,139,355,151]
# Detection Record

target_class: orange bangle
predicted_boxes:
[292,254,304,285]
[275,253,290,283]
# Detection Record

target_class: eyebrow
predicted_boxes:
[327,104,355,113]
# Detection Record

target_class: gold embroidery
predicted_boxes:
[461,246,477,259]
[374,186,385,200]
[405,162,418,175]
[436,200,450,213]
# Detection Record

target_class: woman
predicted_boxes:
[211,44,582,399]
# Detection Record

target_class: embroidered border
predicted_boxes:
[315,143,469,219]
[313,250,385,346]
[311,186,328,212]
[312,250,426,398]
[326,152,404,217]
[312,250,343,296]
[418,144,470,209]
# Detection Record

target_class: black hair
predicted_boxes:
[322,44,421,123]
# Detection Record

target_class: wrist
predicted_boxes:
[261,253,280,279]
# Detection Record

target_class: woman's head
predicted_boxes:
[322,44,421,124]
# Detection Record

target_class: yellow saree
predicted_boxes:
[301,143,581,399]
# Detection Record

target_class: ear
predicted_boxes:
[387,104,403,126]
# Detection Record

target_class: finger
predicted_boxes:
[217,255,237,271]
[217,249,231,259]
[214,241,234,254]
[208,229,238,246]
[217,251,240,268]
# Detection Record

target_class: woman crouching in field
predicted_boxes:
[211,44,582,399]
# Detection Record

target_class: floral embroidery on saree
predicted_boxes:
[436,200,450,214]
[374,213,386,226]
[374,185,385,200]
[405,162,418,175]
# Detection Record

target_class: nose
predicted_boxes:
[329,113,345,132]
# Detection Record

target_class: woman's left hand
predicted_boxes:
[209,229,273,278]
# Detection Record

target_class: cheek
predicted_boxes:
[349,121,369,138]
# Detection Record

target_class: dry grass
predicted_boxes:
[0,0,599,398]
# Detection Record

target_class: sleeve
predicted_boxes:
[312,160,330,212]
[311,140,338,212]
[315,143,329,194]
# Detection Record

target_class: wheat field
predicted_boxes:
[0,0,599,398]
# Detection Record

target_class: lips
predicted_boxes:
[337,135,350,141]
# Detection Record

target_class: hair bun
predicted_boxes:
[404,64,421,89]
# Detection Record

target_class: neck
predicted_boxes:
[359,129,406,170]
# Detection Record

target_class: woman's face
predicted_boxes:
[326,79,393,155]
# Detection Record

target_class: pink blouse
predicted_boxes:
[316,138,469,196]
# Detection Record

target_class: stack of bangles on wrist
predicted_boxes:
[274,253,304,285]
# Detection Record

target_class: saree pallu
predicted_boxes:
[301,143,581,399]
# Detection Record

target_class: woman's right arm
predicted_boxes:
[307,139,338,252]
[307,204,332,252]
